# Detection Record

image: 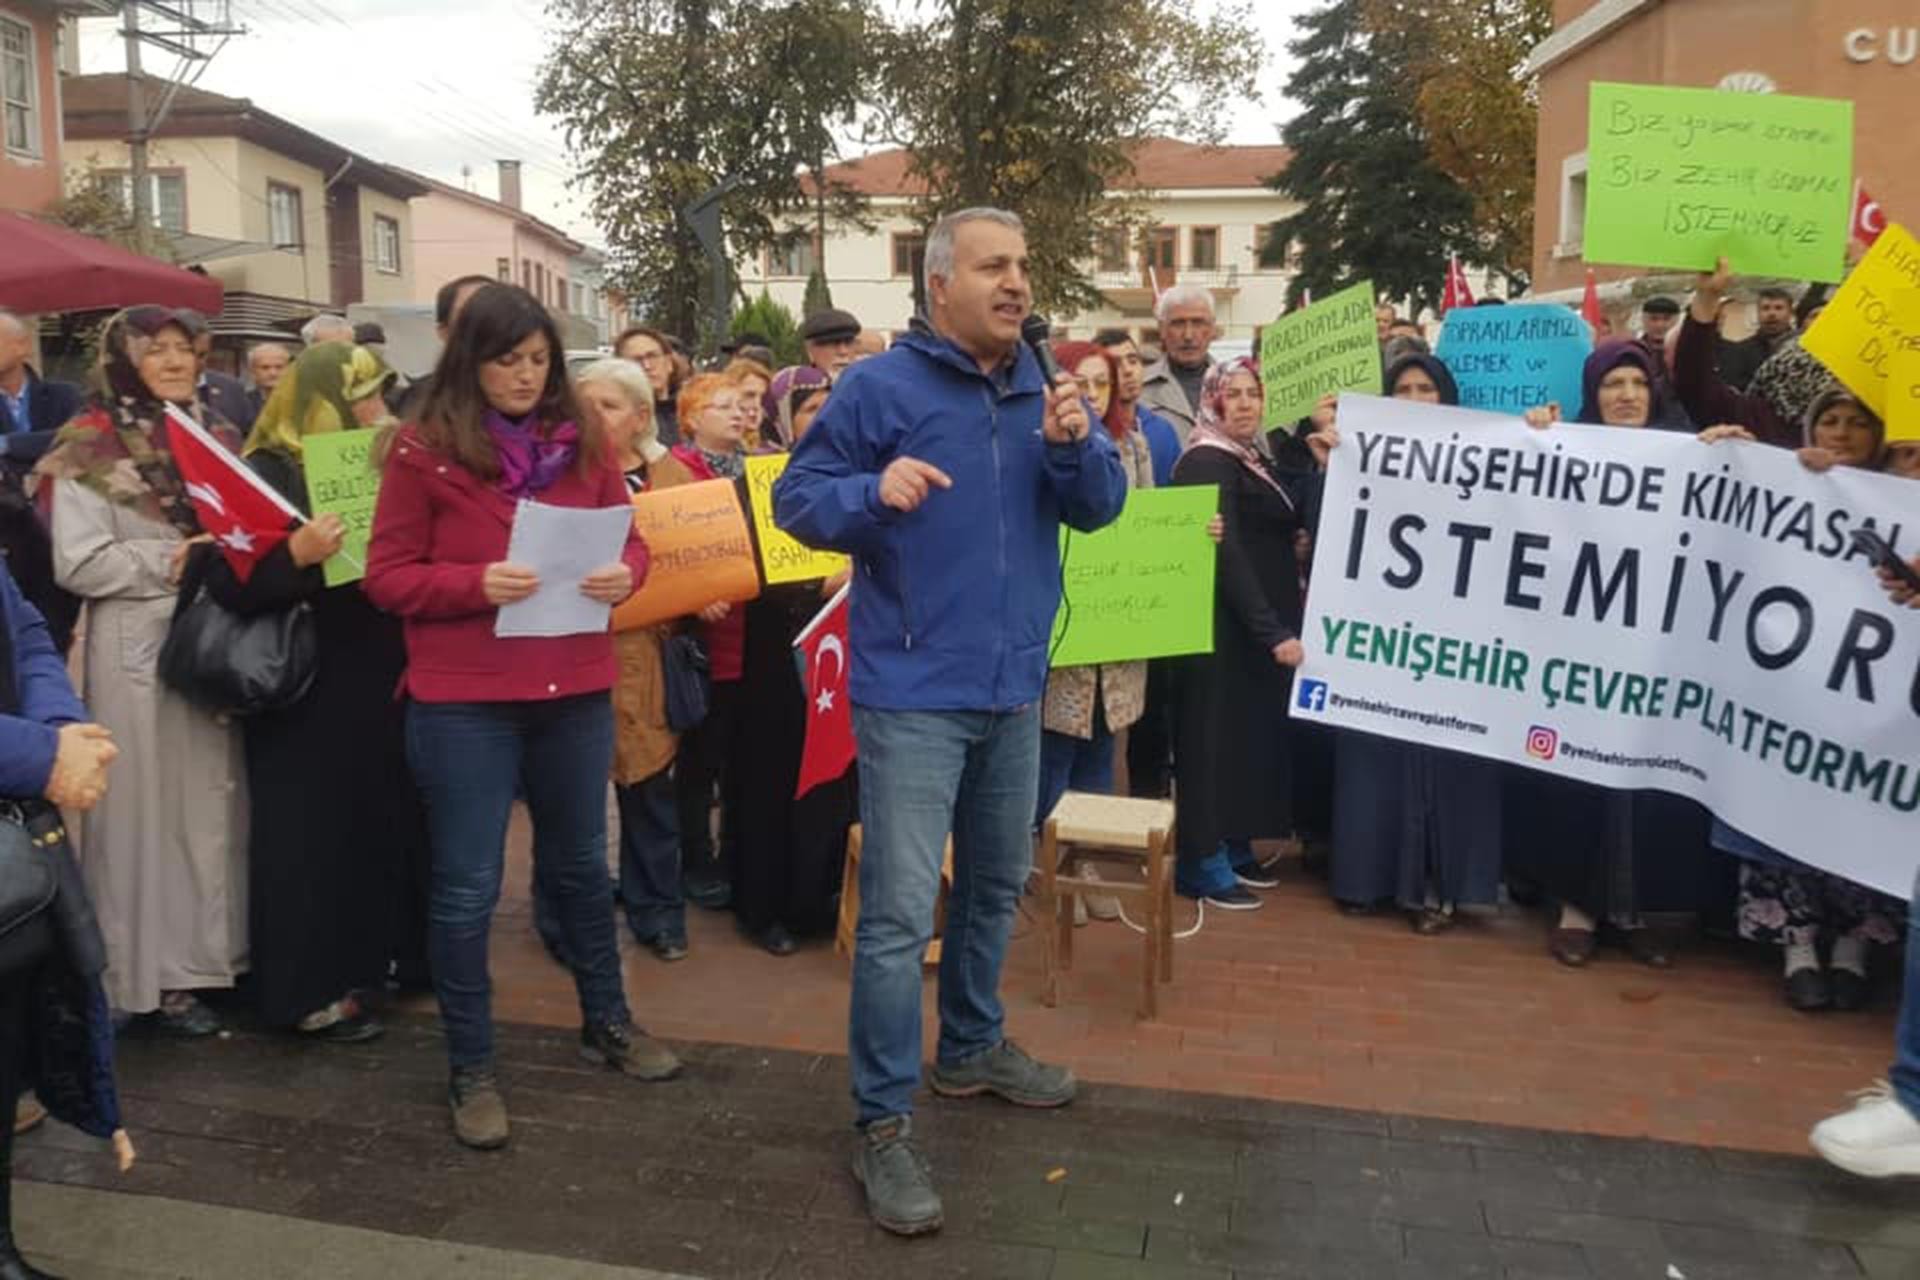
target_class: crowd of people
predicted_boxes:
[0,203,1915,1268]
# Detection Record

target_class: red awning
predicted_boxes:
[0,213,225,315]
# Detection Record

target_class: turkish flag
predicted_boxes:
[1580,267,1605,334]
[1439,252,1475,316]
[793,582,854,798]
[163,405,301,582]
[1851,180,1887,248]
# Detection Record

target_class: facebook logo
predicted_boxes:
[1296,679,1329,713]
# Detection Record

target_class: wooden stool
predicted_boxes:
[834,824,954,967]
[1036,791,1177,1019]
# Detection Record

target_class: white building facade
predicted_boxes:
[736,138,1303,344]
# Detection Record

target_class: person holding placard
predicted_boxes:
[1513,343,1724,968]
[193,342,426,1042]
[569,358,697,963]
[669,372,754,914]
[1321,355,1505,934]
[1168,357,1314,910]
[365,284,673,1152]
[1035,343,1153,907]
[732,366,854,956]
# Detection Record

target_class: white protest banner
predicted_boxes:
[1292,395,1920,896]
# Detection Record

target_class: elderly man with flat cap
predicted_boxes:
[802,308,863,381]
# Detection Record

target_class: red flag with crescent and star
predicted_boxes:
[793,581,854,799]
[1851,180,1887,249]
[162,404,303,582]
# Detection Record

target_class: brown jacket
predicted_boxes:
[611,451,697,784]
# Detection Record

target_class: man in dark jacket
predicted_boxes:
[0,310,84,654]
[776,207,1126,1238]
[1714,285,1796,392]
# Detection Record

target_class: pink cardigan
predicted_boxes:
[365,427,649,703]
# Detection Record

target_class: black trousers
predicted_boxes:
[0,966,29,1251]
[674,680,747,890]
[1127,659,1174,799]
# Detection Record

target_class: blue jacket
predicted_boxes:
[0,561,84,796]
[774,326,1127,712]
[1136,405,1182,487]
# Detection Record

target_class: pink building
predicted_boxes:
[407,161,583,322]
[0,2,111,215]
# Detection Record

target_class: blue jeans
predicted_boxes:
[1895,865,1920,1117]
[1034,724,1115,829]
[407,695,630,1070]
[848,704,1039,1126]
[618,768,683,941]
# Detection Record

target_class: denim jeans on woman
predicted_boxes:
[1895,865,1920,1118]
[848,704,1039,1125]
[407,694,630,1069]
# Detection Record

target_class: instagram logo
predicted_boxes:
[1525,726,1559,761]
[1296,679,1329,713]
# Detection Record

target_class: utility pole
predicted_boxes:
[118,1,244,253]
[123,2,151,251]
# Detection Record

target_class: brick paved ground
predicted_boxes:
[486,820,1899,1156]
[16,1018,1920,1280]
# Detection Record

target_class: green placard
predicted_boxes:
[1259,280,1382,428]
[1583,81,1853,283]
[1049,485,1217,667]
[301,429,382,587]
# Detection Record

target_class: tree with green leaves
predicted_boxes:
[868,0,1263,318]
[1366,0,1553,287]
[537,0,873,346]
[731,292,805,367]
[1262,0,1476,314]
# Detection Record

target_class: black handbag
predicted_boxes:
[158,551,318,716]
[0,804,58,978]
[662,631,710,733]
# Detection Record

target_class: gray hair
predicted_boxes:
[0,309,26,341]
[574,358,658,446]
[1154,283,1216,325]
[923,207,1026,298]
[247,341,290,366]
[300,314,353,346]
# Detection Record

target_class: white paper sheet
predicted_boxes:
[494,499,636,639]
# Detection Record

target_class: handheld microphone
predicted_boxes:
[1022,315,1066,384]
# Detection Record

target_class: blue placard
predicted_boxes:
[1433,303,1593,417]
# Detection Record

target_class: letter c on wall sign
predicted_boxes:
[1845,29,1877,62]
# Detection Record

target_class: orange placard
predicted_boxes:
[611,478,761,631]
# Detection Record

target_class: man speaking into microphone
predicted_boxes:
[775,207,1126,1235]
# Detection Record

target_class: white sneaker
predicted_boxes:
[1081,865,1121,922]
[1810,1082,1920,1178]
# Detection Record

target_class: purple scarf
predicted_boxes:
[485,410,580,498]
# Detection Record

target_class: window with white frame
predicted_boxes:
[98,170,187,234]
[1,17,36,158]
[1556,153,1588,257]
[268,182,304,251]
[373,214,401,274]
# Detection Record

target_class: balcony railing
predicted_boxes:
[1093,266,1258,291]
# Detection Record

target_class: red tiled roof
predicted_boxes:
[812,136,1291,197]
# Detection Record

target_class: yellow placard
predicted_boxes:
[744,453,849,585]
[1800,225,1920,417]
[610,478,761,632]
[1889,341,1920,444]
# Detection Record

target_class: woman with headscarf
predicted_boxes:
[1512,345,1725,967]
[729,365,852,955]
[192,342,428,1041]
[31,306,249,1035]
[1035,343,1151,834]
[1694,377,1908,1011]
[1168,357,1313,910]
[571,357,696,962]
[1322,355,1506,932]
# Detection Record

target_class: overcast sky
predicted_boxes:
[79,0,1314,245]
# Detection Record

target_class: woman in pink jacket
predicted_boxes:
[366,284,677,1152]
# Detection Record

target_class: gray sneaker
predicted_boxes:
[449,1066,509,1150]
[854,1115,943,1236]
[580,1020,683,1081]
[929,1040,1077,1108]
